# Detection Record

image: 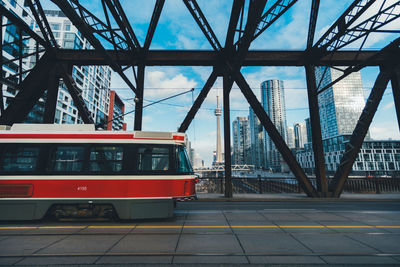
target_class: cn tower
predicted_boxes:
[215,96,223,164]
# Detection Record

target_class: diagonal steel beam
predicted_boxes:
[183,0,222,51]
[234,71,318,197]
[225,0,244,50]
[26,0,58,48]
[0,53,54,125]
[330,1,400,51]
[392,65,400,133]
[0,4,47,47]
[317,37,400,95]
[329,67,393,197]
[58,64,94,124]
[52,0,137,95]
[314,0,375,51]
[178,70,218,133]
[69,0,128,50]
[251,0,298,42]
[307,0,320,49]
[103,0,141,50]
[144,0,165,50]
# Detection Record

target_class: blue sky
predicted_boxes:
[44,0,400,166]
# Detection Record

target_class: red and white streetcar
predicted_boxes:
[0,124,196,220]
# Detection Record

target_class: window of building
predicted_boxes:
[50,23,61,31]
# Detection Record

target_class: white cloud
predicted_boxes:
[370,124,400,140]
[384,101,395,110]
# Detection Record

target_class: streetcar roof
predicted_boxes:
[0,124,186,144]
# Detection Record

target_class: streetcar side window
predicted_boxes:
[47,145,85,172]
[176,146,193,173]
[88,145,123,173]
[137,146,170,172]
[0,145,40,173]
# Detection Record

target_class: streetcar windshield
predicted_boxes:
[176,146,193,173]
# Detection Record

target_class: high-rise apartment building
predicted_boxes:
[316,67,367,139]
[1,0,35,116]
[249,107,264,168]
[287,126,295,149]
[294,122,307,149]
[261,79,288,171]
[232,116,251,165]
[35,10,114,128]
[1,4,125,130]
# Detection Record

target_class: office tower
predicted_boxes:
[287,126,295,149]
[249,107,264,168]
[214,96,223,164]
[294,122,307,149]
[261,79,288,171]
[232,117,251,165]
[316,67,368,139]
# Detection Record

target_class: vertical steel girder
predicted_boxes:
[306,0,320,49]
[225,0,244,50]
[144,0,165,50]
[178,70,218,133]
[134,65,145,131]
[0,14,3,114]
[329,68,392,197]
[51,0,137,95]
[391,66,400,135]
[183,0,222,51]
[305,65,328,195]
[58,64,94,124]
[223,74,233,198]
[43,68,60,123]
[0,53,54,125]
[235,72,318,197]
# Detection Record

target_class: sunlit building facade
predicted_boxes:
[261,79,288,171]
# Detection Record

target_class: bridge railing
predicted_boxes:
[196,177,400,194]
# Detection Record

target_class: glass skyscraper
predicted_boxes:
[261,79,288,172]
[232,116,251,165]
[316,67,367,139]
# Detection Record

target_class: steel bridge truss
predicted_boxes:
[0,0,399,197]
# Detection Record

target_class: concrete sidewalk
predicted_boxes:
[196,192,400,201]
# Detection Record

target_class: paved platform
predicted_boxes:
[0,200,399,266]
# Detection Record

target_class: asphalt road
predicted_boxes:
[0,200,399,266]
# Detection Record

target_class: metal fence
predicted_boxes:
[196,177,400,194]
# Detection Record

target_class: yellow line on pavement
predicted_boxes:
[135,226,182,229]
[1,225,400,230]
[87,226,135,229]
[0,227,37,230]
[38,226,86,229]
